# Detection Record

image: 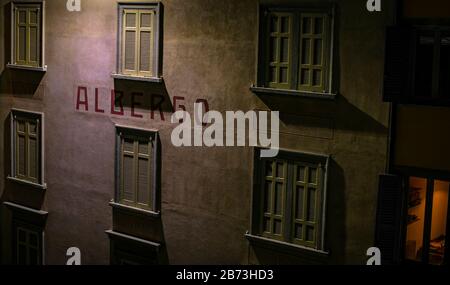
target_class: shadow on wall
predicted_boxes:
[110,135,169,264]
[112,79,174,120]
[248,158,346,265]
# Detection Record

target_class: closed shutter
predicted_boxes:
[138,11,153,76]
[123,10,138,74]
[383,26,414,102]
[15,6,40,67]
[375,174,404,265]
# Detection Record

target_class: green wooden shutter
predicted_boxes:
[15,6,40,67]
[291,163,321,247]
[120,134,153,210]
[375,174,404,265]
[298,13,328,92]
[267,13,292,89]
[383,26,414,102]
[138,11,154,77]
[123,10,138,75]
[262,160,287,240]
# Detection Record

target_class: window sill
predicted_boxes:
[105,230,161,251]
[7,176,47,190]
[111,73,163,83]
[3,201,48,216]
[7,63,47,72]
[250,85,336,100]
[109,201,160,218]
[245,233,329,256]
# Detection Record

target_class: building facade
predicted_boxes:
[0,0,403,265]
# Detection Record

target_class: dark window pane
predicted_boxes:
[274,219,282,235]
[296,186,304,220]
[302,17,311,34]
[297,165,305,182]
[306,226,315,242]
[313,69,322,86]
[264,181,272,213]
[300,69,310,85]
[18,135,26,175]
[274,183,283,215]
[279,67,288,83]
[264,217,271,233]
[307,187,316,221]
[415,33,434,98]
[276,162,284,178]
[270,15,278,33]
[440,34,450,99]
[19,27,26,61]
[309,167,317,184]
[269,67,277,82]
[265,161,273,177]
[281,16,289,33]
[294,224,303,240]
[301,39,311,64]
[313,39,323,65]
[314,17,323,34]
[269,37,278,63]
[280,37,289,63]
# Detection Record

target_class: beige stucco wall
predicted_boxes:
[0,0,392,265]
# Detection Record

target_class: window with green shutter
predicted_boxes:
[253,150,328,250]
[11,110,43,186]
[257,6,334,95]
[116,127,158,212]
[13,4,42,67]
[118,4,161,79]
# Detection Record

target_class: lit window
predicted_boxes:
[117,4,161,78]
[116,127,158,211]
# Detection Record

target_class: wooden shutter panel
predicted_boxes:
[375,174,404,265]
[383,26,414,102]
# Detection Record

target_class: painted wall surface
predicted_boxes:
[394,105,450,172]
[0,0,391,265]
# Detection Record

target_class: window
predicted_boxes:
[10,110,44,186]
[383,26,450,104]
[117,4,161,79]
[11,3,43,68]
[15,226,43,265]
[404,177,449,265]
[252,150,328,250]
[256,6,333,94]
[116,127,158,212]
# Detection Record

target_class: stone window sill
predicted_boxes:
[250,85,336,100]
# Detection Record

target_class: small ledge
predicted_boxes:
[3,201,48,216]
[250,85,336,100]
[245,233,329,256]
[7,63,47,72]
[105,230,161,251]
[111,73,163,83]
[7,176,47,190]
[109,201,160,218]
